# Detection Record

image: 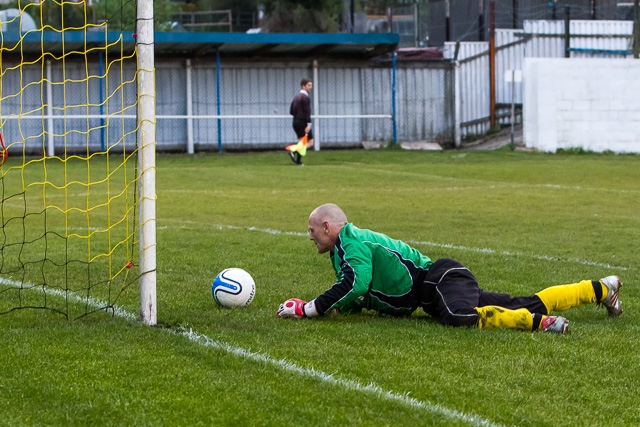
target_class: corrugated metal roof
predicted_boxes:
[0,30,400,59]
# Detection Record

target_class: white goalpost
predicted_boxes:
[0,0,158,324]
[137,0,158,326]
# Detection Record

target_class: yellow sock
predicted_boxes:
[536,280,604,313]
[475,306,534,330]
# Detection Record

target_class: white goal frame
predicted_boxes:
[137,0,157,326]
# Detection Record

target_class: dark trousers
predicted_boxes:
[292,119,313,140]
[418,258,547,327]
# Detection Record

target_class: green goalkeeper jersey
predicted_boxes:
[313,223,433,316]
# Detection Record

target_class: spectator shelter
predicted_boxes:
[2,31,405,154]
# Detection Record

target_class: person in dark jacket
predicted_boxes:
[288,79,313,165]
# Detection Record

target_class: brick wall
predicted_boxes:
[523,58,640,153]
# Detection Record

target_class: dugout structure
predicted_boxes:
[0,0,157,324]
[2,31,404,154]
[114,32,403,153]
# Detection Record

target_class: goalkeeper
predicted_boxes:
[276,203,623,333]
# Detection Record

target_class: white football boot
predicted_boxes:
[598,276,623,317]
[541,316,569,334]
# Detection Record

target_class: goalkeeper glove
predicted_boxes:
[276,298,306,318]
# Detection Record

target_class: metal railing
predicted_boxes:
[172,10,232,32]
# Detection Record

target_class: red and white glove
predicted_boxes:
[276,298,321,318]
[276,298,306,318]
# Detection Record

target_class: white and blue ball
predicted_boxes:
[212,268,256,308]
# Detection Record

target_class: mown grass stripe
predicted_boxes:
[163,221,628,271]
[1,276,508,427]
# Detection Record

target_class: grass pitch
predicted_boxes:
[1,147,639,426]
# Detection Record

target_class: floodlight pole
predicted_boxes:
[137,0,157,326]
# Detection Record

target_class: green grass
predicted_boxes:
[0,153,139,313]
[1,148,639,426]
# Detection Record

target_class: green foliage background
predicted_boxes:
[91,0,179,31]
[2,0,429,33]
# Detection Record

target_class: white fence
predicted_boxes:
[1,19,636,154]
[445,19,636,141]
[1,56,453,154]
[157,59,453,151]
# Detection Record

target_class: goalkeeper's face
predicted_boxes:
[308,217,335,254]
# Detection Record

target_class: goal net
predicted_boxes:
[0,0,156,323]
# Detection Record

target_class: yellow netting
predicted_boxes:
[0,1,140,319]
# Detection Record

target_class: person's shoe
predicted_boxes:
[287,151,297,164]
[541,315,569,333]
[598,276,623,317]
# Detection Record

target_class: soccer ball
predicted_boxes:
[211,268,256,308]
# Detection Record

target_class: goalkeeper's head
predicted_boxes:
[308,203,348,254]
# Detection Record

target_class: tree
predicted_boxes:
[261,0,342,33]
[184,0,257,11]
[92,0,179,31]
[173,0,262,32]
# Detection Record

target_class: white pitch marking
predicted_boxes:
[164,184,640,196]
[0,277,137,321]
[0,277,508,427]
[164,221,628,271]
[406,240,628,271]
[181,328,508,427]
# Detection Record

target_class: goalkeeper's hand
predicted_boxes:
[276,298,306,318]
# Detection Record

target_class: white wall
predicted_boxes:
[523,58,640,153]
